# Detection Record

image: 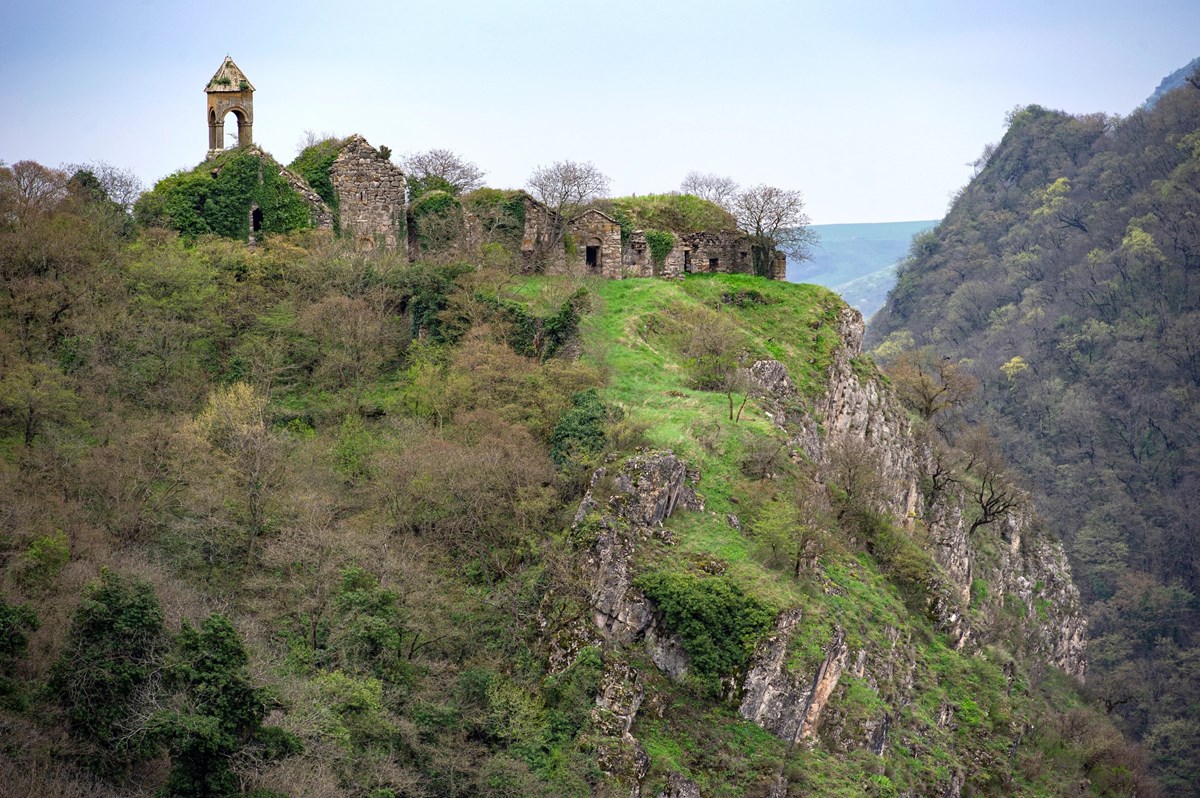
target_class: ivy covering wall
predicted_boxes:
[289,138,345,213]
[134,149,315,240]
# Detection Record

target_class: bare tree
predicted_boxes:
[294,129,341,157]
[959,427,1024,536]
[527,159,610,213]
[732,184,818,269]
[525,160,611,258]
[681,171,740,209]
[888,349,979,431]
[402,148,486,196]
[63,161,144,212]
[2,160,68,226]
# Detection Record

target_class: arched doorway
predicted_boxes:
[223,109,250,149]
[250,204,263,235]
[585,237,603,274]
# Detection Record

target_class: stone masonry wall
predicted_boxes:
[330,135,407,251]
[568,209,623,278]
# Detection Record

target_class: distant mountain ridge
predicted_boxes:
[1145,55,1200,108]
[787,219,937,320]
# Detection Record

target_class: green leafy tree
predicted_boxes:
[0,361,81,445]
[49,569,166,773]
[0,598,38,708]
[152,614,299,798]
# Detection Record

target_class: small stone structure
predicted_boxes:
[514,196,787,280]
[238,146,335,241]
[329,135,407,251]
[205,57,254,159]
[570,209,624,278]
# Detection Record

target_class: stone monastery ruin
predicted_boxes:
[202,57,785,279]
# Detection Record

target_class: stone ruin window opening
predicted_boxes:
[586,238,602,273]
[251,205,263,233]
[709,257,720,271]
[684,249,692,273]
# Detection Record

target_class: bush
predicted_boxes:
[152,614,299,797]
[636,571,775,684]
[644,229,676,270]
[289,137,345,213]
[0,599,37,709]
[549,389,621,467]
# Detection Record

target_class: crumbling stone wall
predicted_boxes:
[678,231,754,276]
[514,195,784,280]
[330,135,407,251]
[624,231,654,277]
[567,209,623,278]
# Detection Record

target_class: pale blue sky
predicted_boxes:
[2,0,1197,223]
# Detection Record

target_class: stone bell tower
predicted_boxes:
[205,56,255,159]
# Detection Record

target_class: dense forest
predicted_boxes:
[869,75,1200,795]
[0,136,1161,797]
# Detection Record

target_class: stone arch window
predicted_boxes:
[250,204,263,233]
[585,237,603,273]
[224,108,250,148]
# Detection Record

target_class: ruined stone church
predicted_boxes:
[203,57,784,279]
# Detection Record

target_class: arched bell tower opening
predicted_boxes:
[205,56,254,159]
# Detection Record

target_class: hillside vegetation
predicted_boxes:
[869,77,1200,794]
[0,160,1151,797]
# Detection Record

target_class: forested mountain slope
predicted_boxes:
[0,162,1151,797]
[869,78,1200,795]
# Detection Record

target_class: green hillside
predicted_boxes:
[0,157,1148,795]
[869,80,1200,795]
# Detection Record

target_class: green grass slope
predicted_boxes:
[522,274,1138,797]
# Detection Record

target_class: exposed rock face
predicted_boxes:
[739,308,1088,766]
[575,451,702,646]
[802,307,922,519]
[991,514,1088,679]
[558,451,704,794]
[593,661,651,789]
[655,773,703,798]
[738,608,851,745]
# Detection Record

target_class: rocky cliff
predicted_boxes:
[558,301,1088,796]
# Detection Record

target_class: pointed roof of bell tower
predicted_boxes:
[205,56,254,93]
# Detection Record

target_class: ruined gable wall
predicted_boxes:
[276,164,335,231]
[330,135,407,251]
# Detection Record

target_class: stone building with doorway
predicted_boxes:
[511,197,786,280]
[201,59,405,251]
[192,56,781,277]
